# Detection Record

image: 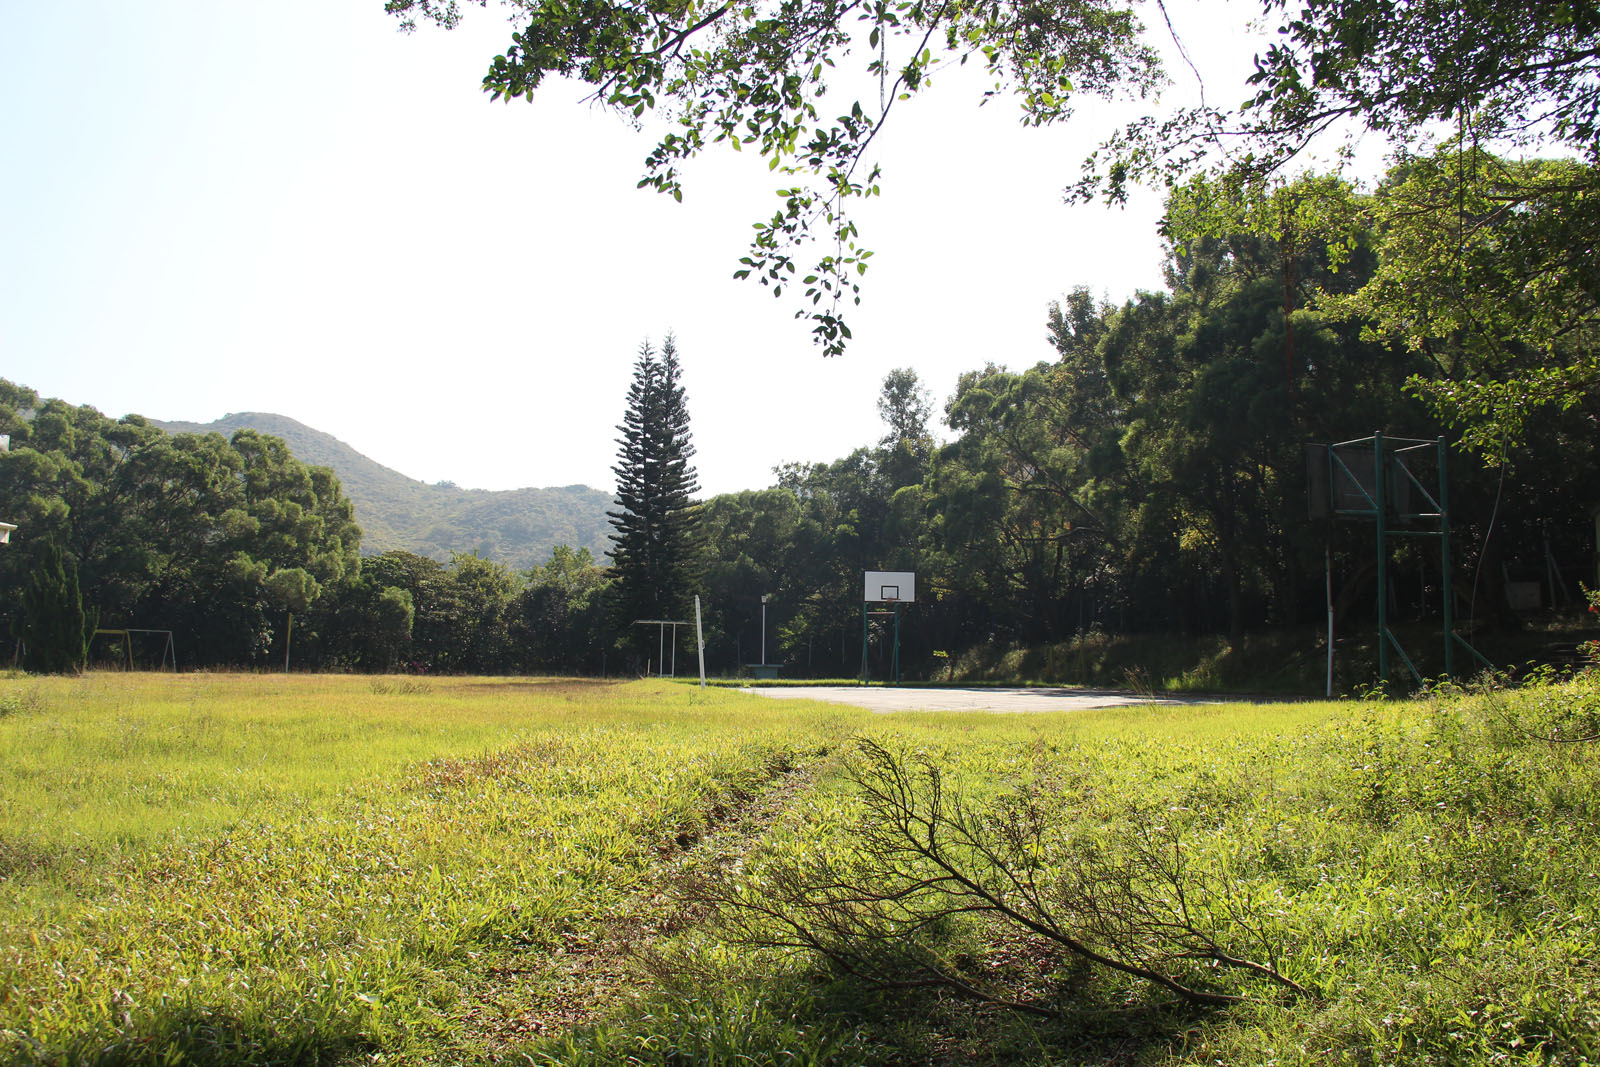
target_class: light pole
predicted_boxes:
[760,594,770,666]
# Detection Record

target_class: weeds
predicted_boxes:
[0,686,40,718]
[370,676,433,695]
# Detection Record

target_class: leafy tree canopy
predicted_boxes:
[387,0,1160,354]
[0,380,363,667]
[1164,150,1600,453]
[13,541,89,674]
[1081,0,1600,203]
[390,0,1600,358]
[1326,146,1600,452]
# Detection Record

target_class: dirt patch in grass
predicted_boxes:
[453,759,819,1055]
[451,679,626,694]
[416,739,572,791]
[0,838,84,881]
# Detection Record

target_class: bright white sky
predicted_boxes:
[1,1,1279,498]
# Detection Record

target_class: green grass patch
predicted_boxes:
[2,671,1597,1065]
[0,673,865,1065]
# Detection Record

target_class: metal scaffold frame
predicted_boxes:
[1310,432,1491,686]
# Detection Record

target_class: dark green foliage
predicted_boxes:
[1330,147,1600,451]
[318,565,417,671]
[926,294,1126,648]
[680,177,1597,681]
[1248,0,1600,165]
[1163,153,1600,456]
[13,541,87,674]
[513,545,613,674]
[876,368,934,493]
[443,552,520,672]
[1078,0,1600,216]
[1097,230,1424,645]
[0,379,618,675]
[607,336,702,640]
[0,383,361,669]
[334,549,520,673]
[6,145,1598,681]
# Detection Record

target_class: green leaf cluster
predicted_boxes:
[391,0,1160,354]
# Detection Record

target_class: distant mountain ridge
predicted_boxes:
[153,412,613,571]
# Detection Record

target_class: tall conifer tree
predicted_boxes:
[14,541,89,674]
[607,335,701,638]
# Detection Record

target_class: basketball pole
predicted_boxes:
[859,600,903,686]
[860,572,915,687]
[860,603,868,686]
[892,602,902,684]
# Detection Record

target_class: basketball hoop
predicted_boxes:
[863,571,914,604]
[861,571,914,685]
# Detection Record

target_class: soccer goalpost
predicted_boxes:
[91,628,178,671]
[632,595,708,686]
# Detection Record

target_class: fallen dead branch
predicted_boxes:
[705,737,1315,1014]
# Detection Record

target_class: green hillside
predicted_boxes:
[154,412,613,570]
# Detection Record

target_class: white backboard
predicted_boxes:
[864,570,915,603]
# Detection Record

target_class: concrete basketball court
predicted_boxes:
[738,685,1210,714]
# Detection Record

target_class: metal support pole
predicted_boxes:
[1373,432,1389,683]
[1326,542,1335,697]
[1438,436,1455,679]
[860,604,869,685]
[892,602,902,684]
[695,596,706,688]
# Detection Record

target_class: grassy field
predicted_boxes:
[1,671,1597,1065]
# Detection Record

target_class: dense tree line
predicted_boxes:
[2,382,360,669]
[735,170,1598,679]
[5,156,1597,678]
[0,379,615,673]
[691,160,1598,678]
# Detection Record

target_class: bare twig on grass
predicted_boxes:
[705,737,1315,1015]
